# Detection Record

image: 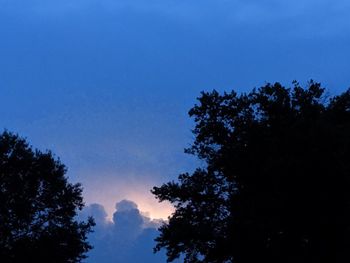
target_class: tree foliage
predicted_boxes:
[152,81,350,263]
[0,131,94,262]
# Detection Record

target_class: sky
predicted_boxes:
[1,0,350,262]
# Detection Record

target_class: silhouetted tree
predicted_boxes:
[152,81,350,263]
[0,131,94,262]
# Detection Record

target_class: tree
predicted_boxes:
[0,131,94,262]
[152,81,350,263]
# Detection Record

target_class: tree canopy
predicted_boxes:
[152,81,350,263]
[0,131,94,262]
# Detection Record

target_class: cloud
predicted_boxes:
[80,199,176,263]
[115,199,138,211]
[83,203,108,224]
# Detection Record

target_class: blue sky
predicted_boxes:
[1,0,350,262]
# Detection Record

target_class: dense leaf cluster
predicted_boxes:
[152,81,350,263]
[0,131,94,263]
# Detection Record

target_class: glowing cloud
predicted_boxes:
[80,199,178,263]
[82,174,174,221]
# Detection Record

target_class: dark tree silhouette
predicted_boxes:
[152,81,350,263]
[0,131,94,263]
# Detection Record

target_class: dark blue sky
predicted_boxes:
[1,1,350,262]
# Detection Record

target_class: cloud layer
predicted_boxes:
[80,200,175,263]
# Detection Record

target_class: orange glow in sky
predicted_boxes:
[82,174,175,221]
